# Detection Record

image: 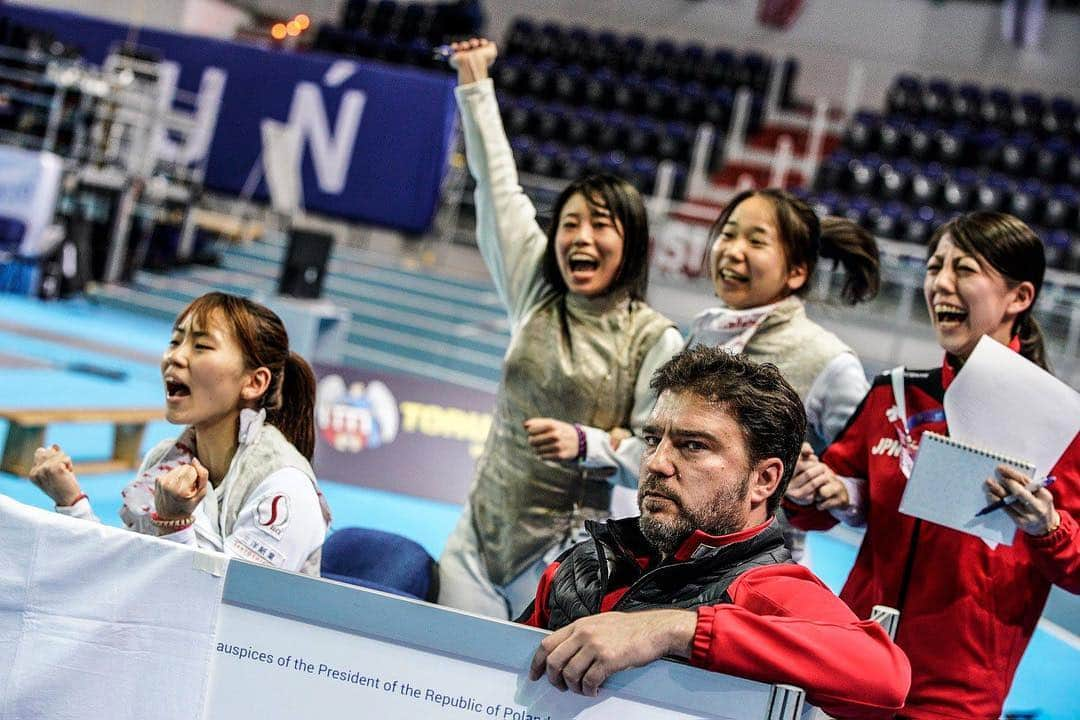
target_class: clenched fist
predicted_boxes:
[154,458,209,520]
[29,444,82,507]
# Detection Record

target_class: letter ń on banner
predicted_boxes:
[286,62,367,195]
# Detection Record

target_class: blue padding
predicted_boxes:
[320,526,436,601]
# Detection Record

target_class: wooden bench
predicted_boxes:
[0,408,163,476]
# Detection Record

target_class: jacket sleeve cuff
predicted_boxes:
[1025,508,1077,553]
[689,606,716,666]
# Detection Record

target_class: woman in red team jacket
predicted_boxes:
[784,211,1079,719]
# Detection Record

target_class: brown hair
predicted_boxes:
[176,292,317,460]
[707,188,880,305]
[650,345,806,517]
[927,212,1049,371]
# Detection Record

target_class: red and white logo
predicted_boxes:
[256,493,290,539]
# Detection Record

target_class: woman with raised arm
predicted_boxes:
[29,292,332,575]
[785,212,1079,718]
[438,38,682,619]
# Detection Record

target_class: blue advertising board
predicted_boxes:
[0,5,458,233]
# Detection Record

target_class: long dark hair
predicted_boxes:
[176,292,317,460]
[542,173,651,300]
[707,188,880,305]
[927,212,1048,371]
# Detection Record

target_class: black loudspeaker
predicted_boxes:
[278,228,332,299]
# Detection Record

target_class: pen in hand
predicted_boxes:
[975,476,1056,517]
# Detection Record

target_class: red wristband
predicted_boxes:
[61,493,88,508]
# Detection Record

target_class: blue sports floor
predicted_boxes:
[0,293,1076,718]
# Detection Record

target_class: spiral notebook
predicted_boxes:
[898,431,1036,547]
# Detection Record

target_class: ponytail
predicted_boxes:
[819,216,881,305]
[266,351,317,461]
[1016,313,1050,372]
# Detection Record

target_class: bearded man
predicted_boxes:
[519,346,911,719]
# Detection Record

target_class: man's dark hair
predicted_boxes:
[649,346,807,516]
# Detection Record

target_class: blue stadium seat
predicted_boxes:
[877,117,907,157]
[1034,136,1069,182]
[674,81,706,123]
[814,149,851,192]
[846,111,879,154]
[886,75,922,116]
[509,135,536,171]
[531,140,563,177]
[583,67,615,108]
[879,158,915,201]
[1008,178,1044,223]
[702,87,734,129]
[504,17,537,58]
[862,200,899,239]
[1044,229,1073,270]
[595,110,629,152]
[657,121,692,162]
[935,123,970,166]
[494,56,527,95]
[626,116,661,157]
[1043,185,1079,230]
[612,73,646,113]
[903,205,938,244]
[951,84,983,123]
[974,173,1013,213]
[906,119,938,161]
[848,154,882,195]
[320,527,438,602]
[1042,96,1076,136]
[553,64,585,105]
[706,48,736,87]
[501,95,535,136]
[629,155,659,194]
[525,59,557,99]
[1000,133,1035,176]
[942,167,979,212]
[922,78,953,118]
[980,87,1013,129]
[1012,92,1045,133]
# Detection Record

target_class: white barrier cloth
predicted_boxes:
[0,496,226,720]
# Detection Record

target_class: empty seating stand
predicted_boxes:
[810,73,1079,268]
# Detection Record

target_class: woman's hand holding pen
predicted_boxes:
[449,38,498,85]
[984,465,1060,536]
[786,442,850,511]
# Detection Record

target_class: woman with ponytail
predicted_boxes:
[29,292,332,576]
[694,189,879,448]
[785,212,1078,718]
[681,188,880,559]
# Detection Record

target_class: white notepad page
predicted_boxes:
[899,431,1036,546]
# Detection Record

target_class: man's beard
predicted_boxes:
[637,472,750,557]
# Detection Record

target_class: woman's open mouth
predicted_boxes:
[568,253,600,275]
[718,267,749,283]
[165,379,191,400]
[933,303,968,327]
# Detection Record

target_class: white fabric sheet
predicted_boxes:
[0,495,227,720]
